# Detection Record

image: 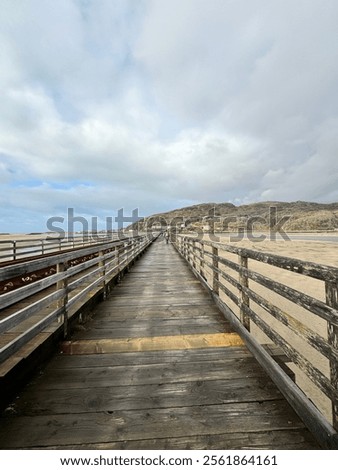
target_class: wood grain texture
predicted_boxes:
[29,429,319,450]
[0,400,309,448]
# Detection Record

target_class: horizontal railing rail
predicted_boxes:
[0,235,152,366]
[0,233,127,263]
[173,234,338,449]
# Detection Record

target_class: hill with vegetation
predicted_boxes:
[129,201,338,233]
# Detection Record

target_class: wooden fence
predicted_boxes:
[0,233,123,262]
[174,235,338,449]
[0,235,152,367]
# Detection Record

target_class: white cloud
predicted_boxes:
[0,0,338,231]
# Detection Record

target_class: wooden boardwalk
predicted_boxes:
[0,239,319,449]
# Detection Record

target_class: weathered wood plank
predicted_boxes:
[31,357,267,390]
[243,284,338,362]
[241,302,338,403]
[0,240,115,281]
[0,289,64,335]
[201,239,338,282]
[0,332,51,377]
[0,307,63,363]
[96,305,222,317]
[218,255,338,325]
[325,281,338,430]
[0,400,307,448]
[31,429,320,450]
[90,313,225,324]
[74,323,232,340]
[104,297,215,307]
[47,346,254,369]
[10,376,284,415]
[0,272,64,311]
[239,254,250,330]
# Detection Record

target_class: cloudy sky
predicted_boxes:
[1,0,338,232]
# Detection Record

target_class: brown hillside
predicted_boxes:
[129,201,338,232]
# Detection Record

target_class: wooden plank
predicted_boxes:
[0,236,148,282]
[96,305,223,316]
[219,256,338,326]
[244,284,338,362]
[0,272,64,310]
[33,357,266,390]
[105,297,214,306]
[74,322,233,340]
[67,265,103,292]
[90,312,225,323]
[0,400,307,448]
[11,376,284,415]
[212,246,219,295]
[0,332,51,377]
[0,307,62,363]
[200,239,338,282]
[0,289,64,335]
[241,302,338,403]
[325,281,338,430]
[75,325,232,339]
[48,346,254,369]
[239,254,250,330]
[30,429,320,450]
[0,242,105,281]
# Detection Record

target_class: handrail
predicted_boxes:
[173,234,338,449]
[0,235,152,366]
[0,233,124,263]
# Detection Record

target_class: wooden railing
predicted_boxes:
[0,235,152,366]
[0,233,124,263]
[174,235,338,449]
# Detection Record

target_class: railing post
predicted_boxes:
[185,238,189,262]
[325,280,338,430]
[182,237,187,259]
[200,241,205,279]
[126,241,132,270]
[239,254,250,331]
[41,239,45,255]
[132,238,136,261]
[117,244,122,282]
[192,240,196,269]
[57,262,69,337]
[99,250,107,300]
[179,237,183,255]
[212,245,219,295]
[13,241,17,261]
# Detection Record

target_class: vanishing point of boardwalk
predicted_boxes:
[0,240,319,449]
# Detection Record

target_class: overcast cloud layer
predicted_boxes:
[1,0,338,232]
